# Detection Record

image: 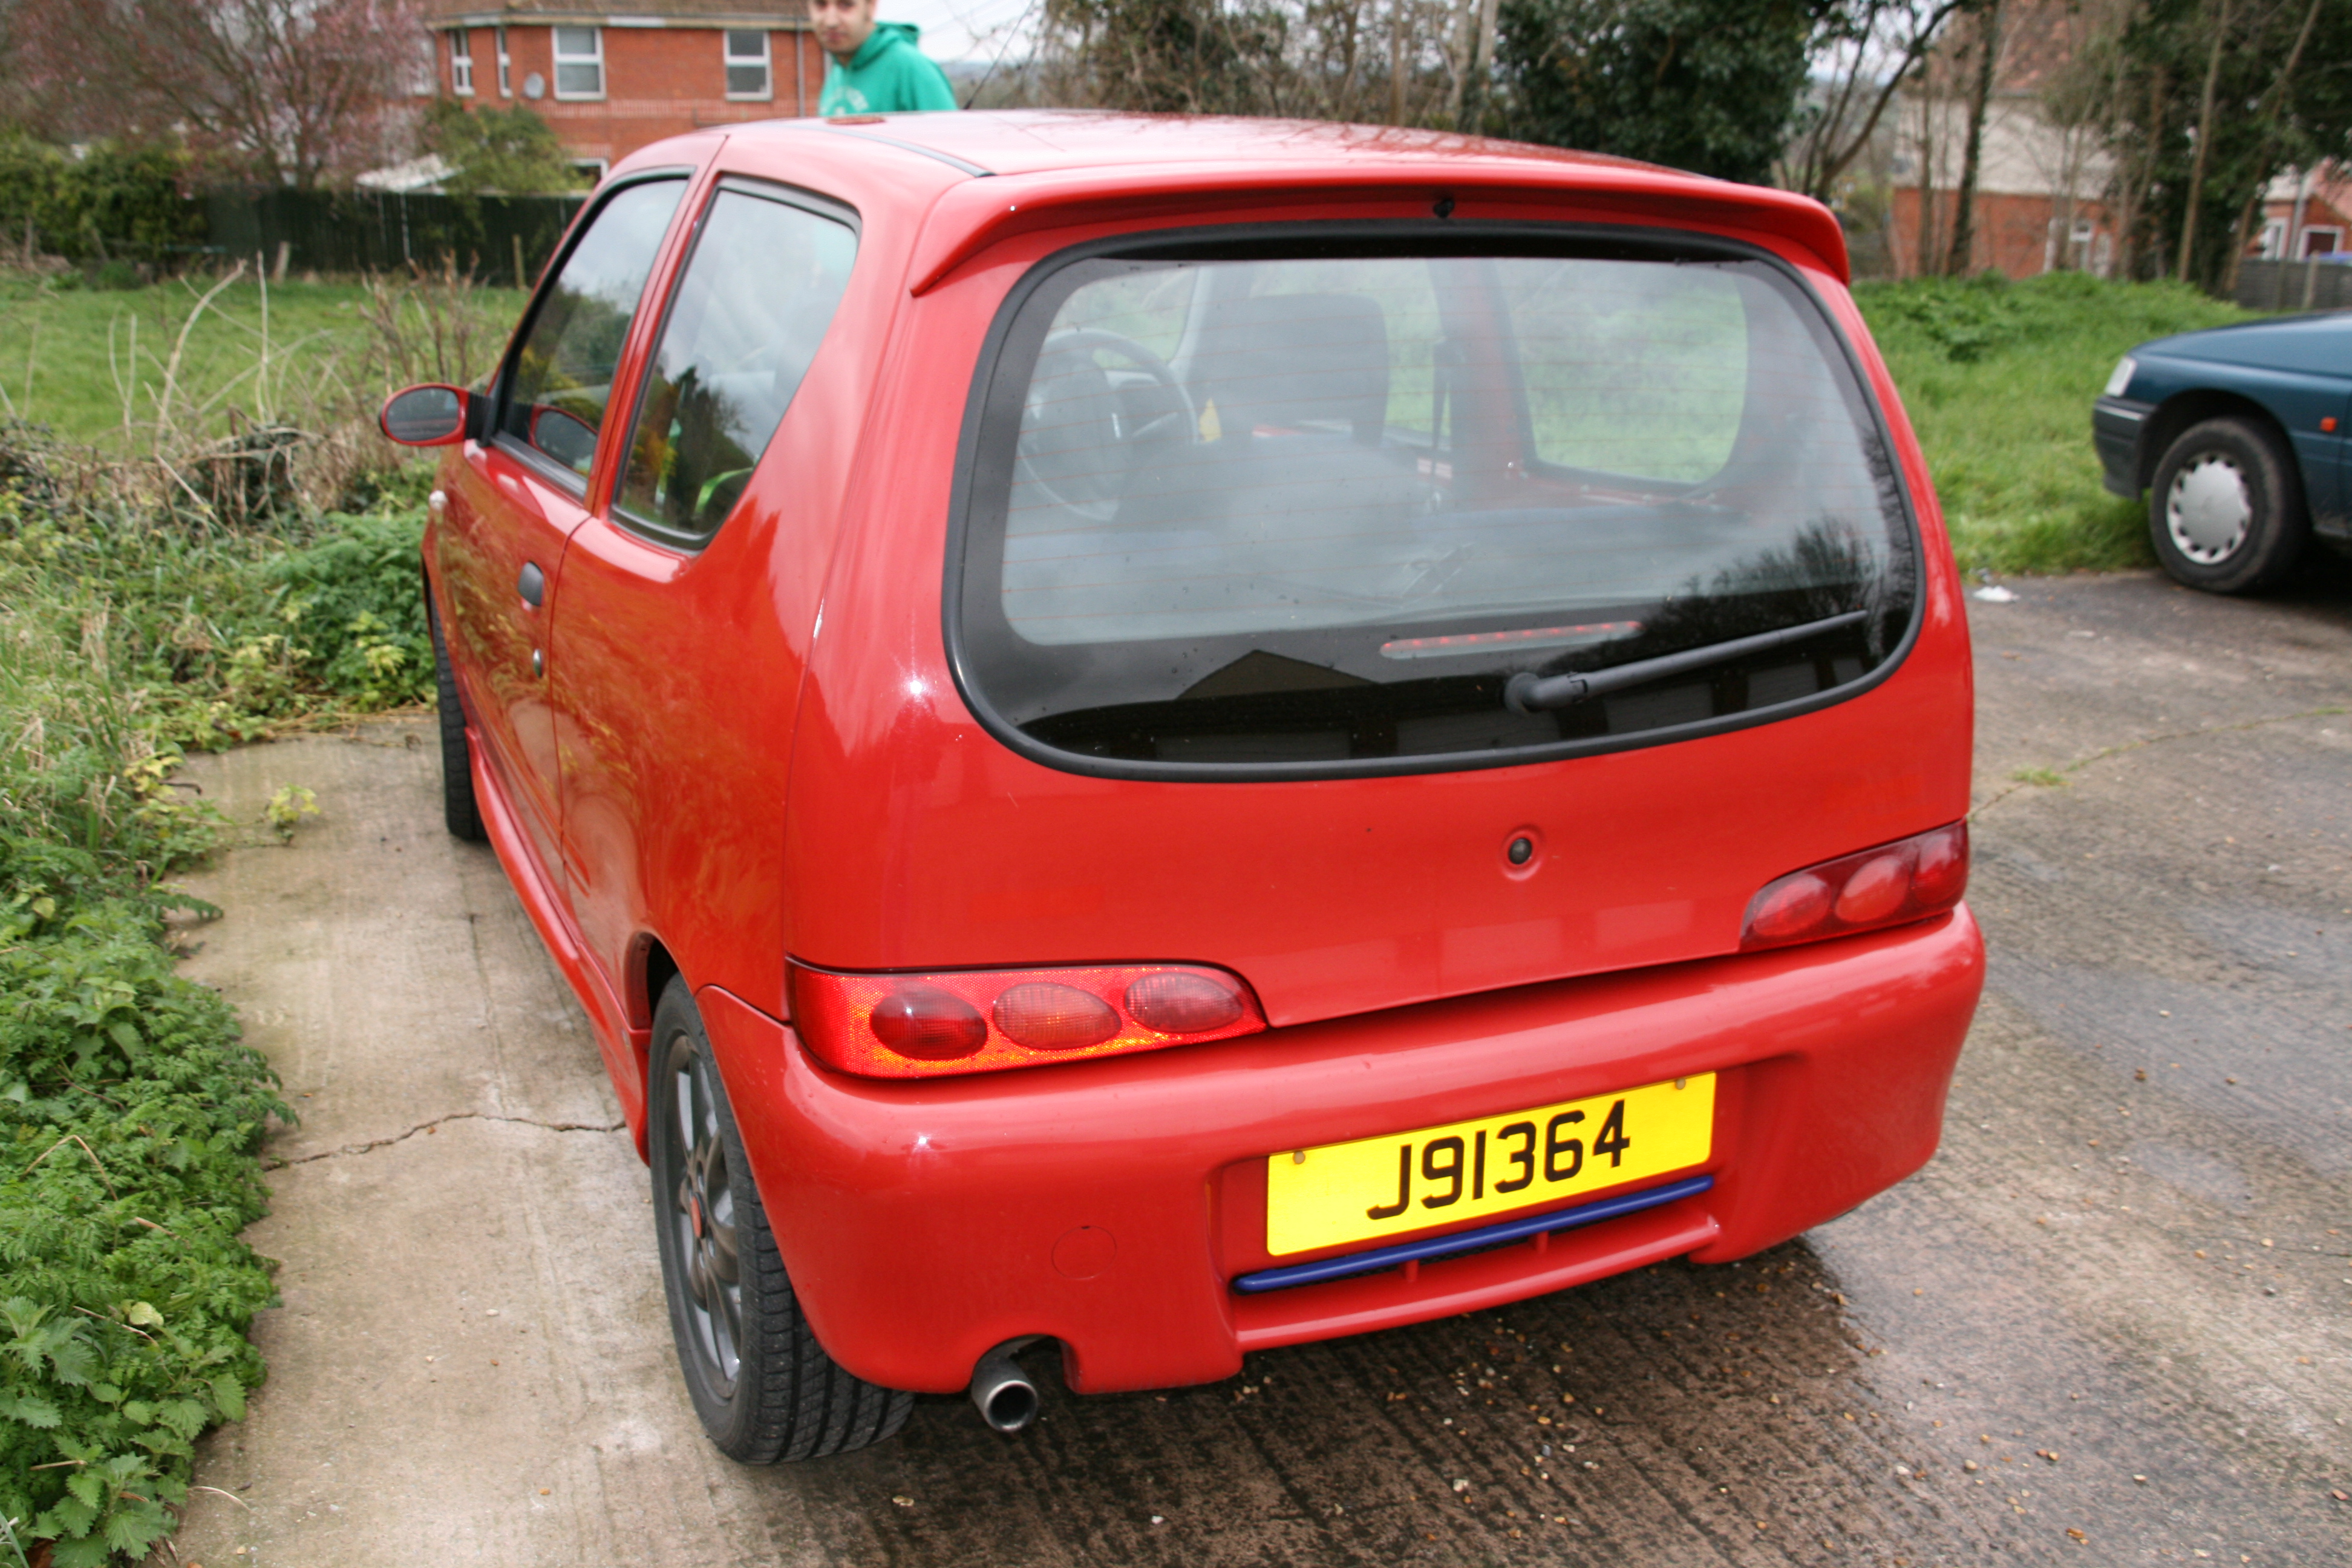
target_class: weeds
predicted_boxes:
[1855,271,2250,577]
[260,786,318,841]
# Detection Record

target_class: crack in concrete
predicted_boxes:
[1972,702,2347,820]
[268,1111,627,1168]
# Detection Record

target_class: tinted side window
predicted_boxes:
[500,178,687,480]
[615,185,856,543]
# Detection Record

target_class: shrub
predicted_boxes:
[0,136,202,267]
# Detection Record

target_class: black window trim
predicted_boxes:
[603,173,863,552]
[939,218,1928,784]
[486,167,695,500]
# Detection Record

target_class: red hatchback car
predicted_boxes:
[382,112,1983,1463]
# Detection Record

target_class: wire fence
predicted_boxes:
[198,189,589,287]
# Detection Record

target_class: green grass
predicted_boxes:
[1854,272,2253,577]
[0,275,526,456]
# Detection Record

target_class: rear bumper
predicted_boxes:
[697,908,1984,1395]
[2094,396,2152,497]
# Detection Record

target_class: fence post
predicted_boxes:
[2304,258,2319,311]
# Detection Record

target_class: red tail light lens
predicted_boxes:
[866,985,988,1060]
[788,961,1268,1079]
[1740,823,1968,953]
[993,983,1120,1050]
[1124,970,1246,1033]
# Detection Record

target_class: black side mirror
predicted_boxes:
[379,384,471,446]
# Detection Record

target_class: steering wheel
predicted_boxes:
[1015,330,1193,519]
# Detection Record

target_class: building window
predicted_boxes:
[496,27,512,96]
[2303,226,2343,257]
[2259,219,2287,260]
[554,26,604,99]
[725,30,772,99]
[450,28,474,95]
[406,32,437,96]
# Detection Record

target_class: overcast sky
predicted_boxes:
[879,0,1039,64]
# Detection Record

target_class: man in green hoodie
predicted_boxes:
[809,0,958,115]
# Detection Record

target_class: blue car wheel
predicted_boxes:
[2149,416,2308,594]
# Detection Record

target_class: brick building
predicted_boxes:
[1884,0,2117,279]
[2252,164,2351,261]
[424,2,826,178]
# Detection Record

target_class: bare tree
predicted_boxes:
[1943,0,2000,273]
[1784,0,1972,203]
[13,0,425,188]
[2218,0,2322,292]
[2172,0,2234,280]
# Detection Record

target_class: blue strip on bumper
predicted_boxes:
[1230,1172,1715,1295]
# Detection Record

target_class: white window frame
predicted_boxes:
[2259,218,2287,260]
[496,27,512,97]
[450,27,474,95]
[553,26,606,100]
[724,29,773,100]
[2302,226,2343,257]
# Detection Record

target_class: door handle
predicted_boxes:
[518,561,545,607]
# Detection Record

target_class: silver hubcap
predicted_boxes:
[667,1039,742,1395]
[2166,454,2253,565]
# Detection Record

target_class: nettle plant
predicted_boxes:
[0,886,290,1566]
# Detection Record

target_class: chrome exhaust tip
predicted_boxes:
[969,1336,1045,1434]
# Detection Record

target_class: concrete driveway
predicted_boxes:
[166,569,2351,1567]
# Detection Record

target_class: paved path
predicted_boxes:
[167,570,2352,1567]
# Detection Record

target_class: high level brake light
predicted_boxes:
[1739,823,1968,953]
[788,961,1268,1079]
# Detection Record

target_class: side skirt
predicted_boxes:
[468,725,653,1154]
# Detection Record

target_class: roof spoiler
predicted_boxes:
[906,162,1848,296]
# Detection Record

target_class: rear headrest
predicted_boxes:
[1192,293,1390,443]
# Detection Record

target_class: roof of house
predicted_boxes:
[425,1,808,22]
[2262,162,2352,211]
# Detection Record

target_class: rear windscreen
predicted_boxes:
[952,240,1915,773]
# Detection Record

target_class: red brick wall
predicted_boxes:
[443,24,828,170]
[1888,187,2114,279]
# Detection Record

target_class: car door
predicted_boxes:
[549,177,858,1016]
[437,174,689,883]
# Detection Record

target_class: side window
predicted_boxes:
[498,178,687,483]
[613,185,856,544]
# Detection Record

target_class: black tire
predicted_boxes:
[428,595,486,842]
[648,978,913,1462]
[2148,416,2309,594]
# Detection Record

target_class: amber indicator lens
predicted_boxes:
[789,961,1268,1079]
[993,983,1121,1050]
[1123,971,1245,1034]
[867,985,988,1059]
[1740,822,1968,953]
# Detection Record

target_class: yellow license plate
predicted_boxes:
[1264,1074,1716,1257]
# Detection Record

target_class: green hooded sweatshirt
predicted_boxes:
[818,21,957,116]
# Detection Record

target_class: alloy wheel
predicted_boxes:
[665,1036,742,1395]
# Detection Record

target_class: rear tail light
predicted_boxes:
[788,961,1267,1079]
[1740,823,1968,953]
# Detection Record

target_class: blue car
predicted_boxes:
[2093,312,2352,592]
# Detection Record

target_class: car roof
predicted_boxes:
[710,111,1852,284]
[733,109,1668,180]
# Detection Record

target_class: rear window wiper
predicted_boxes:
[1503,609,1869,713]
